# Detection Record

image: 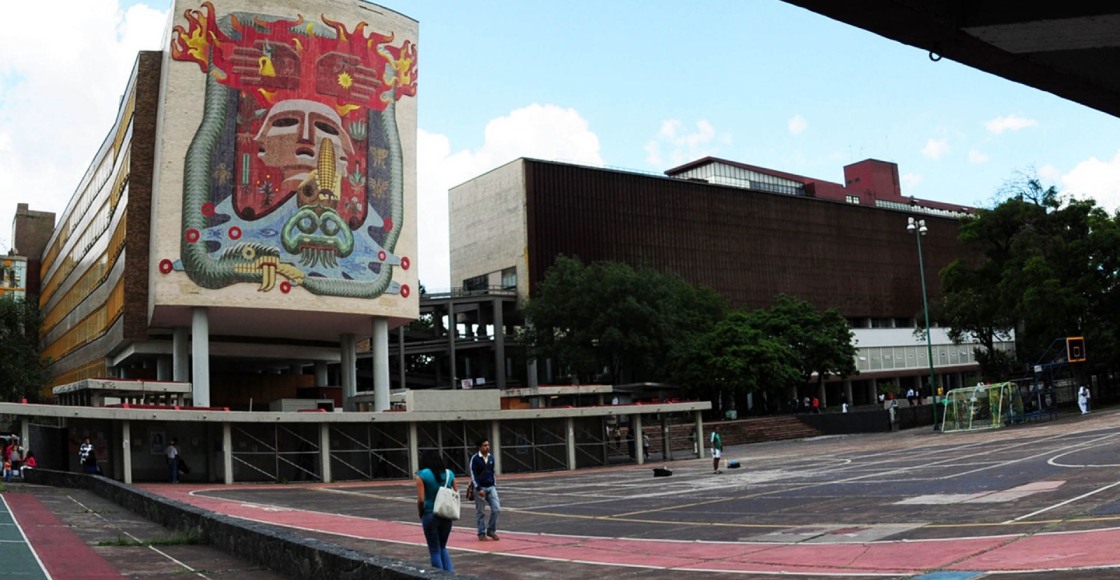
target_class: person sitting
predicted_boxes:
[19,451,36,478]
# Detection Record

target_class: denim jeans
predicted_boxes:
[168,458,179,483]
[475,485,500,535]
[420,512,453,571]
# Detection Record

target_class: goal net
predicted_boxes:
[940,381,1024,433]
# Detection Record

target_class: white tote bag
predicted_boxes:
[432,469,461,520]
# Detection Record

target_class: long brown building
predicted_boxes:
[449,157,1014,407]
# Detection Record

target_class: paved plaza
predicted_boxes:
[8,408,1120,578]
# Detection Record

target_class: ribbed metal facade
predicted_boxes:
[524,160,967,319]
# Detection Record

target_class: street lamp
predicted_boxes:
[907,217,939,431]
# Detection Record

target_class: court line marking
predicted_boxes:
[65,495,211,579]
[1,494,51,580]
[1003,480,1120,523]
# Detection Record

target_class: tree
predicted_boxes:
[671,295,857,414]
[672,310,801,414]
[939,176,1120,374]
[743,295,858,398]
[0,296,49,402]
[521,256,725,384]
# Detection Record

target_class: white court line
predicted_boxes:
[1,494,51,579]
[65,495,210,579]
[1004,480,1120,523]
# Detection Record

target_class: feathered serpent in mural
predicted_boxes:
[165,2,415,298]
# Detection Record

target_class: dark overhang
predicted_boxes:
[781,1,1120,119]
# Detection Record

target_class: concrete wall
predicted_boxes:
[448,160,527,297]
[23,468,471,579]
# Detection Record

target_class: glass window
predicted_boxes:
[501,267,517,289]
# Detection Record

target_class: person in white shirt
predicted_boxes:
[165,438,180,483]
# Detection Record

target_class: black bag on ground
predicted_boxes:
[177,457,191,475]
[653,467,672,477]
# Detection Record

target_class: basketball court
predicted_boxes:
[128,408,1120,578]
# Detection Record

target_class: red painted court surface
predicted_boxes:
[3,493,124,579]
[138,411,1120,578]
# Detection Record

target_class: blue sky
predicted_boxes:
[3,1,1120,290]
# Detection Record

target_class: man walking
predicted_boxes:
[165,438,180,483]
[711,426,723,474]
[470,438,500,541]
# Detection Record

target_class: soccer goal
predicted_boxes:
[940,382,1025,433]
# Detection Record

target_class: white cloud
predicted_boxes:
[968,149,989,164]
[418,104,603,290]
[921,138,950,160]
[787,114,807,135]
[1061,151,1120,213]
[901,173,923,193]
[985,114,1038,135]
[644,119,722,167]
[0,1,170,251]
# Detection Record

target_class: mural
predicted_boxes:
[166,2,416,298]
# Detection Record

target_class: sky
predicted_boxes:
[3,1,1120,291]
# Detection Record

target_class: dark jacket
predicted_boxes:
[470,452,496,488]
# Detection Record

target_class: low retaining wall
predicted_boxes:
[23,469,472,579]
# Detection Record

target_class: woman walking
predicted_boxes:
[415,451,456,572]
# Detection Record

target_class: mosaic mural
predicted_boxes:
[165,2,416,299]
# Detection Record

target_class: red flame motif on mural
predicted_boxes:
[171,2,417,113]
[170,2,418,225]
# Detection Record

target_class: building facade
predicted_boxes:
[35,0,420,410]
[449,157,1015,407]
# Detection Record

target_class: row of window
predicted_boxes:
[41,113,132,287]
[42,210,127,335]
[41,278,125,364]
[855,342,1012,372]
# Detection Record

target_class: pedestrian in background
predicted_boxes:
[414,450,455,572]
[165,438,180,483]
[470,438,501,541]
[711,426,723,474]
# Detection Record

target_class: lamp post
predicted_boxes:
[907,217,939,431]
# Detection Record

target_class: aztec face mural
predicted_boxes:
[166,2,416,299]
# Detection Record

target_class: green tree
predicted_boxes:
[671,295,857,413]
[940,176,1120,373]
[521,256,725,384]
[672,310,801,413]
[744,294,858,398]
[0,296,49,402]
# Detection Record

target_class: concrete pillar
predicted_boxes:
[694,411,704,459]
[490,421,501,475]
[527,359,538,389]
[340,334,356,411]
[191,308,210,407]
[319,423,331,483]
[447,302,457,389]
[173,327,189,382]
[661,413,671,460]
[867,381,877,405]
[493,299,506,389]
[818,382,827,409]
[157,356,172,381]
[314,361,328,386]
[565,417,576,470]
[222,422,233,484]
[122,420,132,484]
[633,413,644,465]
[397,326,406,390]
[844,379,854,407]
[372,318,390,411]
[408,422,419,475]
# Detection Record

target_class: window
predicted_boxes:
[845,195,861,204]
[501,267,517,289]
[463,275,487,291]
